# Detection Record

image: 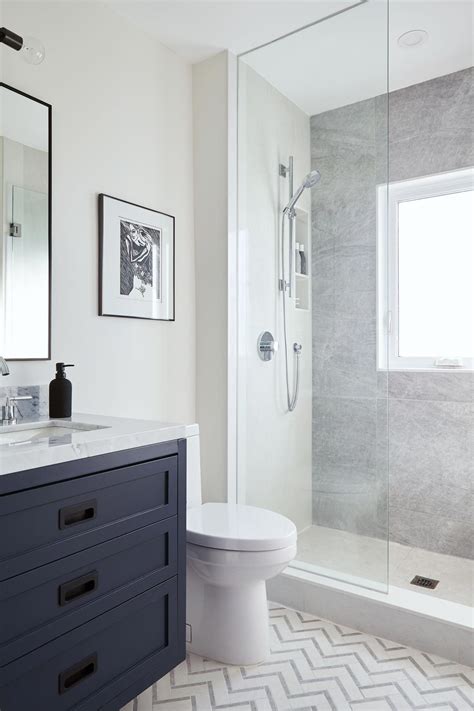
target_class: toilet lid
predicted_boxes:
[187,503,297,552]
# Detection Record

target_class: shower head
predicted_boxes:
[303,170,321,188]
[283,170,320,217]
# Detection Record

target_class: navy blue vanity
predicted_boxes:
[0,433,187,711]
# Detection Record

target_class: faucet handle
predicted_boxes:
[2,395,33,425]
[0,356,10,376]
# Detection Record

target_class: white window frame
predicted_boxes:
[377,167,474,371]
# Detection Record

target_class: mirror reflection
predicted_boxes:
[0,84,50,360]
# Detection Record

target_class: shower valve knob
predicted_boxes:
[257,332,277,361]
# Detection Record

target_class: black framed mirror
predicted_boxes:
[0,83,51,360]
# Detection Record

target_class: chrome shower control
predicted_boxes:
[257,331,278,361]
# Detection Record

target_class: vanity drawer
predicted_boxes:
[0,455,177,580]
[0,516,177,665]
[0,578,182,711]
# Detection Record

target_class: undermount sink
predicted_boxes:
[0,421,108,447]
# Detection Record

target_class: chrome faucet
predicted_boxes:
[0,356,10,376]
[2,395,33,425]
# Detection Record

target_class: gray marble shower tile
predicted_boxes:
[334,290,376,321]
[311,155,377,222]
[310,68,473,559]
[375,396,389,477]
[388,67,474,146]
[311,162,378,249]
[376,370,389,398]
[333,244,376,320]
[312,404,389,534]
[337,216,376,251]
[311,221,334,255]
[311,147,377,187]
[311,199,376,248]
[388,69,473,181]
[312,317,377,399]
[374,93,389,185]
[389,134,474,184]
[310,96,378,151]
[312,396,378,482]
[389,463,473,524]
[312,311,333,350]
[388,399,473,492]
[387,371,474,402]
[312,487,388,540]
[311,240,334,316]
[390,507,473,560]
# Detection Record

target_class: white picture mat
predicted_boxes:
[101,197,174,320]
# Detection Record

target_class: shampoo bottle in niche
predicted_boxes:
[49,362,74,418]
[299,244,307,275]
[295,243,302,274]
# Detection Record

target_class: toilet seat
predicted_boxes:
[187,502,297,552]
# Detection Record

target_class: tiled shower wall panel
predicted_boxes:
[311,67,473,559]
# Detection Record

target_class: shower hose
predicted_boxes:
[281,214,302,412]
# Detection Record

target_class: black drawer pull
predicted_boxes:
[58,570,98,606]
[59,500,97,529]
[59,653,97,694]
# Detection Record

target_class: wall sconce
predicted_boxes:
[0,27,45,65]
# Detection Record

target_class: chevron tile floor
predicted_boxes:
[125,603,473,711]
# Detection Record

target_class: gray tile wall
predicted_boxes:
[311,67,473,559]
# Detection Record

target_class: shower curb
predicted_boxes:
[268,568,473,667]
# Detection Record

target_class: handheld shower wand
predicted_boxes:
[280,165,321,412]
[283,170,321,219]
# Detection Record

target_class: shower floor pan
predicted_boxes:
[268,525,473,667]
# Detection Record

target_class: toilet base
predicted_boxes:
[186,563,270,665]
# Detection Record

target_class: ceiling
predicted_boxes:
[107,0,473,116]
[244,0,474,115]
[107,0,358,64]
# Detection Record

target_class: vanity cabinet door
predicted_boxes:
[0,516,177,665]
[0,578,182,711]
[0,456,177,580]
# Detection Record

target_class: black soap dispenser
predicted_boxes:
[49,363,74,418]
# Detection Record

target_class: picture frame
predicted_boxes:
[98,193,175,321]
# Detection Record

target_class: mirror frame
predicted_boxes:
[0,82,52,361]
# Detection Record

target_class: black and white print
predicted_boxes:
[120,220,161,300]
[99,194,175,321]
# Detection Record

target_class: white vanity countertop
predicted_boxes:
[0,413,199,476]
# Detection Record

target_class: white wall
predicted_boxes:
[192,52,229,502]
[237,63,312,532]
[0,1,196,424]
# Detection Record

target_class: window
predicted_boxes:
[377,168,474,370]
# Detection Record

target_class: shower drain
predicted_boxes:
[410,575,439,590]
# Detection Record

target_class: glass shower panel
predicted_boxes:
[237,1,389,591]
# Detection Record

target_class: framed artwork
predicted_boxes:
[99,194,175,321]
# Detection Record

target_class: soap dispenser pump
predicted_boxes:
[49,362,74,418]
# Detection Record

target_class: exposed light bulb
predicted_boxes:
[20,35,45,65]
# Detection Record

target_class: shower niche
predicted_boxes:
[293,207,310,311]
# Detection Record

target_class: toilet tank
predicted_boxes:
[186,433,202,508]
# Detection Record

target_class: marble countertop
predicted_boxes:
[0,413,199,476]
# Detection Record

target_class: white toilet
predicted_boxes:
[186,433,297,665]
